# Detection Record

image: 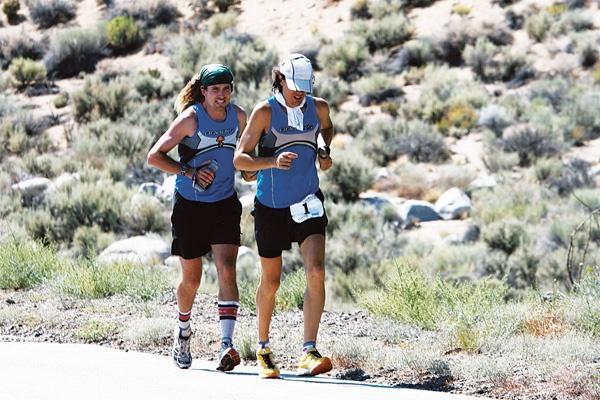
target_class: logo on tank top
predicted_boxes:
[216,135,225,147]
[202,128,237,138]
[278,124,316,133]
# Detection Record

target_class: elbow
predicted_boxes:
[233,152,242,170]
[146,150,157,168]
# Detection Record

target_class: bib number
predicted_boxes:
[289,194,324,223]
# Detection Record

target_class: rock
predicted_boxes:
[470,175,497,191]
[11,177,51,205]
[157,175,176,203]
[138,182,160,196]
[336,368,371,381]
[434,187,472,220]
[98,234,170,266]
[164,256,181,269]
[398,200,441,228]
[46,173,80,193]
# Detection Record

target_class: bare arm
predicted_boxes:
[146,108,215,186]
[314,97,334,171]
[233,101,298,171]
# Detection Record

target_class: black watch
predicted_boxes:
[318,145,330,158]
[178,163,190,176]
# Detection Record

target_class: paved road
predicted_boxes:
[0,342,488,400]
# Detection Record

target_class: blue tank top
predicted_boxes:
[175,103,238,202]
[256,96,320,208]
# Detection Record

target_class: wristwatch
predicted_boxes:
[318,145,331,159]
[178,163,190,176]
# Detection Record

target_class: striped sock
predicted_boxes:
[302,341,316,352]
[258,340,270,350]
[218,301,239,347]
[178,310,191,337]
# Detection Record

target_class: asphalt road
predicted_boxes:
[0,341,489,400]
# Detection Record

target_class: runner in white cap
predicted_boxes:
[234,53,334,379]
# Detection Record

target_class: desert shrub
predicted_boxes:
[350,0,370,19]
[326,202,403,274]
[107,16,144,54]
[500,124,563,166]
[233,78,272,112]
[483,219,525,256]
[77,321,118,343]
[576,38,598,68]
[57,259,169,300]
[536,158,592,195]
[207,10,237,36]
[464,38,529,83]
[318,35,369,80]
[72,77,133,123]
[526,12,553,42]
[72,225,115,259]
[352,73,400,106]
[399,38,436,68]
[23,152,77,178]
[528,77,570,111]
[43,179,132,243]
[53,92,69,108]
[0,238,64,289]
[554,10,594,35]
[563,87,600,140]
[478,104,511,137]
[2,0,20,21]
[27,0,76,28]
[321,147,374,202]
[393,120,449,163]
[351,13,413,52]
[9,58,46,90]
[415,65,488,123]
[124,194,168,234]
[432,23,472,66]
[122,317,171,346]
[275,269,306,311]
[452,3,471,16]
[437,104,477,137]
[333,110,366,136]
[313,74,350,110]
[0,33,46,69]
[44,27,108,78]
[472,183,548,224]
[111,0,179,29]
[170,32,276,84]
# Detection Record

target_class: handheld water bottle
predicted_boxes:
[193,159,219,192]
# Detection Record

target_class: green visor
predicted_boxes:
[198,64,234,87]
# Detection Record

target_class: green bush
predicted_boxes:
[125,194,168,235]
[501,124,563,167]
[472,183,548,224]
[72,225,115,259]
[53,92,69,108]
[112,0,179,29]
[44,27,108,78]
[276,269,306,311]
[27,0,76,28]
[437,104,477,137]
[463,38,528,82]
[0,238,64,290]
[76,320,118,343]
[2,0,20,21]
[208,10,237,36]
[318,35,369,81]
[321,147,374,202]
[352,73,400,106]
[483,220,525,256]
[72,77,133,123]
[313,74,350,110]
[351,13,413,52]
[107,16,143,54]
[526,12,553,42]
[9,58,46,90]
[0,33,46,69]
[57,259,170,300]
[563,87,600,140]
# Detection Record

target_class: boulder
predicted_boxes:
[46,173,80,193]
[157,175,176,203]
[12,177,51,205]
[434,187,472,220]
[398,200,441,228]
[470,175,497,191]
[444,223,481,245]
[98,234,170,266]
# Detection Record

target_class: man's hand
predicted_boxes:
[192,160,216,187]
[274,152,298,170]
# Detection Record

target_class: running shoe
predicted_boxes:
[171,326,192,369]
[217,344,241,372]
[297,348,332,376]
[256,347,280,379]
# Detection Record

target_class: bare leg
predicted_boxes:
[256,256,282,342]
[177,257,203,313]
[299,234,326,343]
[212,244,239,301]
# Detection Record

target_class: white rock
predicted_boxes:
[12,177,51,203]
[397,200,441,227]
[157,175,176,203]
[98,234,170,266]
[434,187,472,220]
[46,173,80,193]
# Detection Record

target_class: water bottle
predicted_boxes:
[193,159,219,192]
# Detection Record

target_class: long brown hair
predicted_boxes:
[271,67,283,93]
[174,75,204,114]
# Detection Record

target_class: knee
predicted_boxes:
[305,264,325,284]
[259,277,280,295]
[180,276,201,291]
[218,265,237,286]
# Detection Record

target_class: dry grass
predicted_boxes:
[522,312,568,338]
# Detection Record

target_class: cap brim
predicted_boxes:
[284,76,312,93]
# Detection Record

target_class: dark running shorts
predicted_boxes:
[253,189,328,258]
[171,191,242,259]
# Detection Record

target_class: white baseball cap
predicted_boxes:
[279,53,314,93]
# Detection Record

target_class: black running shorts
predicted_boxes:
[253,189,328,258]
[171,191,242,259]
